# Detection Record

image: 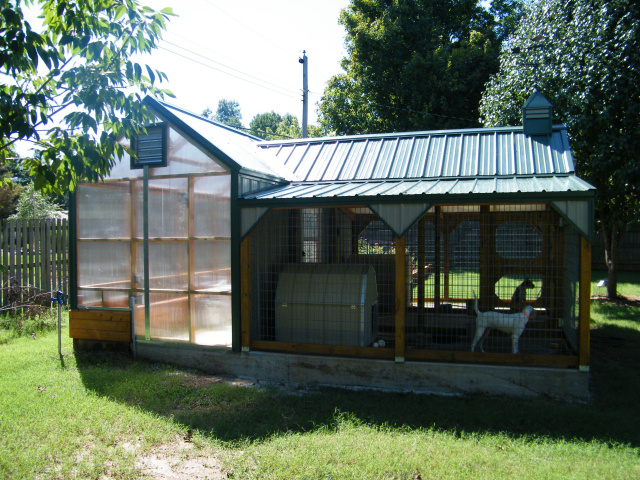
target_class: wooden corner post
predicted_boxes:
[240,235,251,352]
[395,235,406,362]
[579,236,591,370]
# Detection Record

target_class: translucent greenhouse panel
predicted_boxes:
[105,149,144,180]
[103,291,131,308]
[136,242,188,290]
[149,127,227,177]
[192,294,232,346]
[192,240,231,292]
[77,289,103,307]
[192,175,231,238]
[133,295,145,339]
[133,178,188,238]
[77,242,131,289]
[148,293,189,341]
[77,183,131,239]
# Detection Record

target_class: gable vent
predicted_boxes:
[131,123,167,169]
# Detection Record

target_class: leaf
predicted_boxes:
[145,64,156,84]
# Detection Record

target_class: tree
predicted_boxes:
[0,171,21,220]
[9,182,62,219]
[250,111,299,140]
[203,99,243,128]
[0,0,174,195]
[317,0,525,135]
[479,0,640,299]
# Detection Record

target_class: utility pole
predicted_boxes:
[299,50,308,138]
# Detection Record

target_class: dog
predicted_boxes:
[471,293,533,354]
[510,278,535,313]
[411,263,433,287]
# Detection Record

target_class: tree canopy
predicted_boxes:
[249,111,302,140]
[0,0,174,194]
[317,0,525,135]
[479,0,640,298]
[203,99,243,128]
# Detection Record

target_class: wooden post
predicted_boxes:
[395,235,406,362]
[417,217,426,329]
[578,236,591,370]
[240,235,251,351]
[434,206,441,311]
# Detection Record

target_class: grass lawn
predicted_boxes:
[1,271,640,479]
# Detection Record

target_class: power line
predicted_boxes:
[159,46,302,101]
[201,0,298,59]
[162,40,301,98]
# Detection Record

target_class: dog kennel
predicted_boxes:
[69,95,594,399]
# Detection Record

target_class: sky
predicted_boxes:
[140,0,351,128]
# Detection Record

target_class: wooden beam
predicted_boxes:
[579,236,591,369]
[250,340,395,359]
[395,235,406,362]
[240,235,251,351]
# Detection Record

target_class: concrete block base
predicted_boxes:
[135,342,590,402]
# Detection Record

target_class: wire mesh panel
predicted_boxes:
[404,204,579,356]
[250,207,394,351]
[249,203,580,360]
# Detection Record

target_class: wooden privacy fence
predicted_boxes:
[0,219,69,310]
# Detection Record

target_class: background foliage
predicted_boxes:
[480,0,640,297]
[0,0,174,194]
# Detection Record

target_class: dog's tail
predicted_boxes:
[472,291,480,316]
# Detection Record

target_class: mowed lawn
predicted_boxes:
[1,271,639,479]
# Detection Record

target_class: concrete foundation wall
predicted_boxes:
[134,342,590,402]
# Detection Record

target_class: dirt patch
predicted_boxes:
[163,371,257,390]
[590,294,640,307]
[135,436,228,479]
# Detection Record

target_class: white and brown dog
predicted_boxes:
[471,294,533,354]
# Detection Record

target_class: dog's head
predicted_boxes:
[522,278,535,289]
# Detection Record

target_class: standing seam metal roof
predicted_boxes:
[257,126,575,183]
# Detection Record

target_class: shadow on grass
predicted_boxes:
[75,318,640,449]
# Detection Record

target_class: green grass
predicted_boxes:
[2,274,640,479]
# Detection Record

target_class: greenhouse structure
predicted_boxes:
[69,93,595,401]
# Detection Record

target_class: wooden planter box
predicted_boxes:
[69,309,131,343]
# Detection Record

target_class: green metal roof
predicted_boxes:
[256,125,576,182]
[241,175,594,203]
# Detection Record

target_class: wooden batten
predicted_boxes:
[69,309,132,342]
[240,236,251,350]
[395,235,406,361]
[579,236,591,368]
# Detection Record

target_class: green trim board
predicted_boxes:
[550,199,595,242]
[240,206,272,239]
[367,203,431,238]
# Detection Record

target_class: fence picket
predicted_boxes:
[0,218,69,307]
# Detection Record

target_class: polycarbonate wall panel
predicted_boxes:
[133,178,188,238]
[78,242,131,289]
[149,127,226,176]
[77,289,103,307]
[106,128,226,179]
[77,183,131,239]
[137,242,188,290]
[193,175,231,237]
[192,240,231,292]
[192,294,232,346]
[148,292,189,341]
